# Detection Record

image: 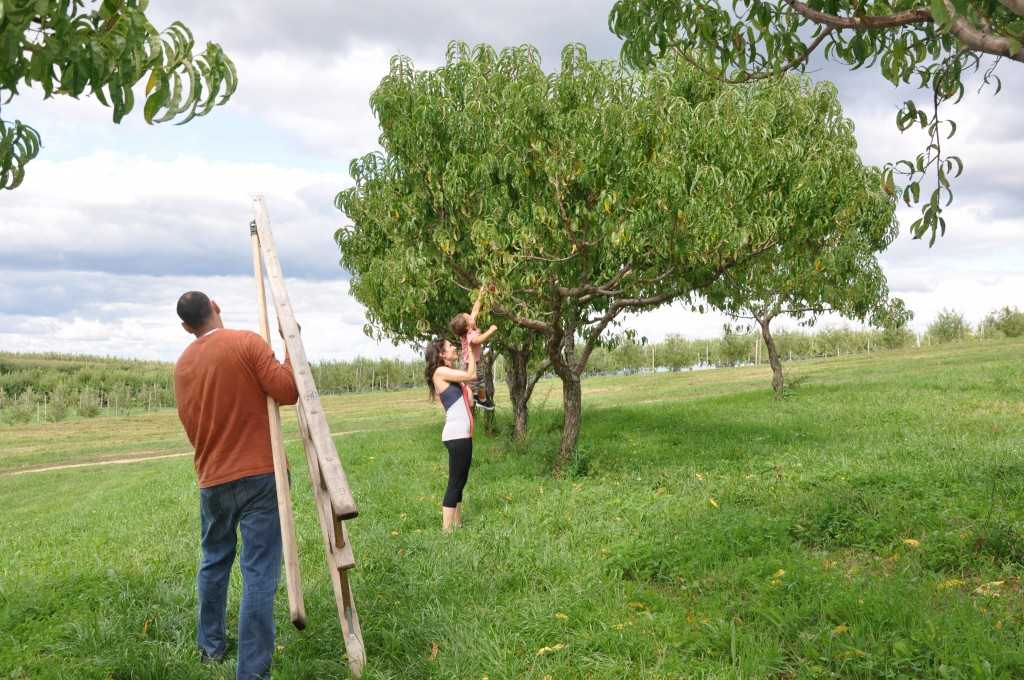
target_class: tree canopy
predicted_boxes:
[1,0,236,190]
[336,41,895,467]
[609,0,1024,245]
[705,176,910,395]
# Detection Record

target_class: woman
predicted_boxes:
[424,337,477,533]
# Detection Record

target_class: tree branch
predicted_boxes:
[559,261,633,299]
[785,1,933,30]
[997,0,1024,18]
[676,26,834,84]
[945,2,1024,62]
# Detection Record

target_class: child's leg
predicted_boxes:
[476,360,491,403]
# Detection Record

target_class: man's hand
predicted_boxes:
[278,320,301,339]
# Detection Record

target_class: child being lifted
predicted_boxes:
[449,284,498,410]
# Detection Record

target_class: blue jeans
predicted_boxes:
[197,473,282,680]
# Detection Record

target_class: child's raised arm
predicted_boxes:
[469,284,486,321]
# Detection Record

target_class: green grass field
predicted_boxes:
[2,339,1023,678]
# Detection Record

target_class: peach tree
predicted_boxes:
[336,42,893,469]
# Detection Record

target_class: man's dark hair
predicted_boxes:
[177,291,213,328]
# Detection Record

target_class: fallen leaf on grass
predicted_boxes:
[771,569,786,579]
[937,579,964,589]
[140,615,155,638]
[536,643,564,656]
[555,612,569,620]
[834,624,849,633]
[708,498,718,508]
[903,538,920,548]
[428,640,438,661]
[975,581,1005,597]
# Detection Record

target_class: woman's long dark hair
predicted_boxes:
[424,338,447,401]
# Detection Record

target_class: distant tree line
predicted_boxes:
[1,306,1021,425]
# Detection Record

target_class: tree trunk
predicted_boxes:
[758,317,784,399]
[504,347,531,441]
[557,371,582,472]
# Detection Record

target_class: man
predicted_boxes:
[173,291,299,680]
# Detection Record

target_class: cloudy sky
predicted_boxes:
[2,1,1021,363]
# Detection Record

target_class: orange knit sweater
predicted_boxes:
[174,328,299,488]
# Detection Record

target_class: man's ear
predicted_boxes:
[211,300,221,314]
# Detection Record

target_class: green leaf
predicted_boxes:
[930,0,951,29]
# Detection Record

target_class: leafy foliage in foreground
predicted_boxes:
[0,0,236,189]
[1,339,1023,677]
[610,0,1024,244]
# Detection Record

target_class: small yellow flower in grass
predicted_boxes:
[555,612,569,620]
[903,538,920,548]
[368,456,376,461]
[770,580,780,586]
[390,531,399,537]
[937,579,964,589]
[996,621,1004,630]
[771,569,786,579]
[834,624,849,633]
[400,512,408,520]
[628,602,648,611]
[708,498,718,508]
[612,623,624,630]
[694,473,704,481]
[536,643,564,656]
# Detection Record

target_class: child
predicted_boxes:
[449,285,498,410]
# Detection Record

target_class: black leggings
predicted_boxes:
[442,437,473,508]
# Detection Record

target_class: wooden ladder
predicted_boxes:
[250,195,365,678]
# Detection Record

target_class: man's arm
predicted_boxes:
[251,334,300,405]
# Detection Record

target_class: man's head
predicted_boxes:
[449,312,477,337]
[177,291,222,336]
